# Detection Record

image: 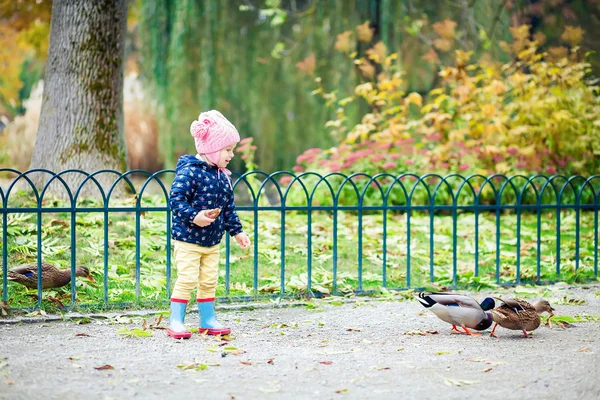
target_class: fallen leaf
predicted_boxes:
[436,351,451,355]
[319,361,333,365]
[404,330,439,336]
[346,327,361,332]
[68,356,82,361]
[94,364,114,370]
[482,367,493,372]
[240,361,255,366]
[335,388,349,393]
[578,347,591,352]
[4,380,15,385]
[466,358,505,366]
[150,314,164,329]
[116,327,152,338]
[177,362,220,371]
[74,333,90,337]
[369,366,391,370]
[557,296,585,305]
[267,358,275,365]
[443,378,479,387]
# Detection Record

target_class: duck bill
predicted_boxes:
[86,274,96,283]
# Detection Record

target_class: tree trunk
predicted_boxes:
[29,0,129,197]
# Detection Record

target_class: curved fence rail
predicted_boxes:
[1,169,599,311]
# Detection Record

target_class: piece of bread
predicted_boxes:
[205,208,221,219]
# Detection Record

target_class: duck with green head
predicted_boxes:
[416,292,496,336]
[7,262,94,290]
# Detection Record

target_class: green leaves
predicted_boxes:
[116,327,153,338]
[177,361,220,371]
[3,190,598,312]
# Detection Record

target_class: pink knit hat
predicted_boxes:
[190,110,240,165]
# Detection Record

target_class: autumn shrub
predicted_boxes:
[285,24,600,207]
[0,74,162,175]
[123,73,161,172]
[0,81,42,173]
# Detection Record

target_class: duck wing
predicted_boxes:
[417,292,489,329]
[8,264,37,277]
[420,292,482,309]
[496,298,535,313]
[492,298,539,331]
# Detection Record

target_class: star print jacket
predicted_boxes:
[169,155,243,247]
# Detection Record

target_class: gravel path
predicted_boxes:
[1,284,599,400]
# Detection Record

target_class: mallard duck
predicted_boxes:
[490,298,555,338]
[416,292,495,335]
[7,263,94,289]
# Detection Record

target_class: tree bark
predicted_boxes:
[29,0,129,197]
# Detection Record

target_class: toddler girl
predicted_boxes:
[167,110,250,339]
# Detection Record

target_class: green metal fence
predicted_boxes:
[1,169,599,311]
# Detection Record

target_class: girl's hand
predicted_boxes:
[234,232,251,249]
[205,208,221,219]
[193,210,215,227]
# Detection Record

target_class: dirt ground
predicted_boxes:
[1,283,599,400]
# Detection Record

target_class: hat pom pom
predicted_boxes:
[190,118,212,140]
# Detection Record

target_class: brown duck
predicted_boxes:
[7,263,94,289]
[490,298,555,338]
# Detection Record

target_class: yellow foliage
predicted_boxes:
[405,92,422,108]
[358,61,376,80]
[0,0,51,114]
[495,162,510,174]
[481,104,496,118]
[366,41,387,64]
[547,46,569,61]
[356,21,373,43]
[561,26,584,47]
[354,82,374,97]
[432,19,457,40]
[433,38,453,52]
[0,27,25,104]
[334,30,353,54]
[16,18,50,59]
[509,25,530,43]
[315,25,600,176]
[296,53,316,75]
[422,48,439,65]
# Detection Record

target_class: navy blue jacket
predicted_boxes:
[169,155,243,246]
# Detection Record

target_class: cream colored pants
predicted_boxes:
[170,240,221,301]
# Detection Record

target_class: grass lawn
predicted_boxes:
[1,191,598,312]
